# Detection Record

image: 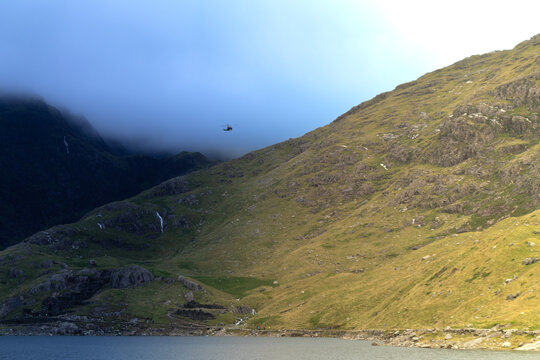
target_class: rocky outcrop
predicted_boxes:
[430,98,538,167]
[183,301,224,310]
[55,322,80,335]
[522,257,540,265]
[177,276,204,292]
[145,177,189,198]
[101,202,162,235]
[0,297,22,318]
[2,265,154,319]
[110,265,154,288]
[41,271,112,316]
[8,268,23,279]
[494,74,540,110]
[175,309,215,320]
[517,340,540,351]
[26,226,81,250]
[234,305,256,314]
[506,292,520,300]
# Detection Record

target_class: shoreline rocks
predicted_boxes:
[2,323,540,351]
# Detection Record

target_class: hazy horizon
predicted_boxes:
[1,0,538,159]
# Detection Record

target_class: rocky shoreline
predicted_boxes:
[222,327,540,351]
[0,318,218,336]
[3,321,540,351]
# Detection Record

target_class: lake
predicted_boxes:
[1,336,539,360]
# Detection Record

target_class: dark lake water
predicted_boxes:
[1,336,539,360]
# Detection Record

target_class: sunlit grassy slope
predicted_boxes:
[0,34,539,331]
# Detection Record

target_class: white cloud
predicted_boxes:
[367,0,540,68]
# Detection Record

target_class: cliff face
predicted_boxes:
[0,97,215,248]
[0,35,539,340]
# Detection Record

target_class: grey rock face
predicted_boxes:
[110,265,154,288]
[27,232,53,245]
[55,322,79,335]
[102,204,161,235]
[8,268,23,279]
[76,268,98,277]
[234,304,255,314]
[522,257,540,265]
[50,272,71,291]
[175,309,215,320]
[25,226,81,251]
[177,276,204,292]
[29,271,72,295]
[146,177,189,198]
[0,297,22,318]
[4,265,153,319]
[506,292,520,300]
[494,75,540,109]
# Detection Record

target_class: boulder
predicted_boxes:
[517,341,540,351]
[522,258,540,265]
[55,322,79,335]
[506,292,520,300]
[110,265,154,288]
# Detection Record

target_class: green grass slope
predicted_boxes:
[0,34,539,334]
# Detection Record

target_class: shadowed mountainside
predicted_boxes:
[0,97,216,248]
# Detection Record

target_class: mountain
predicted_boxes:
[0,96,215,248]
[0,34,538,346]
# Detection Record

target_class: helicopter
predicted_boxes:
[222,124,233,131]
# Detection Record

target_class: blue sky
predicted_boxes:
[0,0,538,158]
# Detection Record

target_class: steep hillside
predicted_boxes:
[0,34,539,343]
[0,97,215,248]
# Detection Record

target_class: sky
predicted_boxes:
[0,0,538,159]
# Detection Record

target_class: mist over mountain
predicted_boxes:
[0,96,215,248]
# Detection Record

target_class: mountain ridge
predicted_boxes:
[0,96,216,248]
